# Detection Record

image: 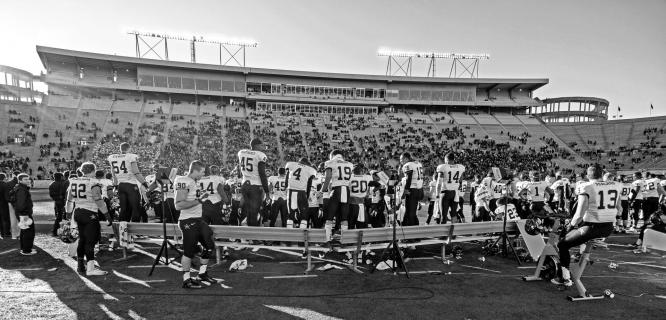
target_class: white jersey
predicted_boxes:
[550,178,571,202]
[325,156,354,188]
[68,177,103,212]
[512,179,524,199]
[145,174,156,186]
[474,184,492,205]
[238,149,267,185]
[401,161,424,189]
[631,179,645,200]
[436,164,465,191]
[308,177,322,208]
[458,180,469,201]
[620,182,632,201]
[496,203,519,221]
[107,153,140,184]
[198,175,225,204]
[522,181,550,202]
[97,178,114,199]
[268,175,287,200]
[350,174,372,198]
[285,162,317,191]
[576,180,621,223]
[643,178,660,198]
[174,176,202,220]
[226,177,243,201]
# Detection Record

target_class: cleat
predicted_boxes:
[20,250,37,256]
[182,278,204,289]
[198,272,218,285]
[551,277,573,287]
[86,267,108,276]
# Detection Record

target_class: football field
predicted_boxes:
[1,203,665,319]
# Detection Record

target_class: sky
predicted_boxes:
[1,0,664,119]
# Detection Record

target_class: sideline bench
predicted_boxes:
[115,221,520,274]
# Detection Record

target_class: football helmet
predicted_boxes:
[58,220,79,243]
[220,204,231,224]
[524,217,544,236]
[147,189,163,205]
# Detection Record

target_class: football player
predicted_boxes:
[174,160,217,289]
[552,164,620,287]
[456,178,469,223]
[349,165,372,229]
[618,175,632,232]
[628,172,645,232]
[400,152,424,226]
[225,167,244,226]
[473,180,493,222]
[322,150,354,242]
[368,170,388,228]
[199,166,226,225]
[638,172,665,244]
[267,168,288,227]
[238,139,270,227]
[285,158,317,229]
[469,174,482,219]
[494,195,519,221]
[550,172,571,212]
[426,173,439,225]
[436,153,465,224]
[65,162,111,276]
[107,142,149,222]
[306,174,324,229]
[520,171,553,217]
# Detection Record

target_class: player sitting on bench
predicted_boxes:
[552,164,620,286]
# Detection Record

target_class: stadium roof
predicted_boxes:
[36,46,548,90]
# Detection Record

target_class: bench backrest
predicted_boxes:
[339,221,518,244]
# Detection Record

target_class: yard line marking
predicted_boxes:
[128,309,146,320]
[127,265,170,268]
[458,264,501,273]
[0,249,18,255]
[249,251,275,259]
[220,283,232,289]
[119,280,166,284]
[407,257,436,261]
[620,262,666,270]
[279,261,325,264]
[517,266,537,269]
[131,247,182,272]
[98,304,123,320]
[113,270,151,288]
[264,275,318,279]
[265,305,341,320]
[267,248,367,269]
[10,268,43,271]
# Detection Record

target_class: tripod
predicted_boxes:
[371,197,409,277]
[149,179,182,276]
[490,194,521,265]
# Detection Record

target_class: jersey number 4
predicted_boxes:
[447,171,460,184]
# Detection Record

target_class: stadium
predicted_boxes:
[1,1,666,319]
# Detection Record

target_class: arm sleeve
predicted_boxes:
[14,188,27,214]
[404,171,413,190]
[306,176,314,195]
[258,162,269,194]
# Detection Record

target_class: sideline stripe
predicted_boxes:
[265,305,342,320]
[458,264,501,273]
[620,262,666,270]
[0,249,18,255]
[112,270,151,288]
[98,304,123,320]
[264,275,318,279]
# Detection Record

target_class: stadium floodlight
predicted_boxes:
[378,47,490,78]
[127,29,257,66]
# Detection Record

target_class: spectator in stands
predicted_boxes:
[49,172,68,237]
[14,174,35,255]
[0,173,9,238]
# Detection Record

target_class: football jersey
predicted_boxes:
[325,156,354,188]
[436,164,466,191]
[97,178,114,199]
[284,162,317,191]
[198,175,225,203]
[268,175,287,200]
[491,182,506,199]
[458,180,469,201]
[145,174,156,186]
[238,149,268,185]
[576,180,621,223]
[522,181,550,202]
[550,178,571,202]
[174,176,202,220]
[620,182,632,201]
[350,174,372,198]
[512,179,524,199]
[428,180,438,201]
[496,203,519,221]
[474,185,492,204]
[402,161,424,189]
[371,180,386,204]
[308,177,322,207]
[107,153,140,184]
[68,177,103,212]
[643,178,660,198]
[226,177,243,201]
[631,179,645,200]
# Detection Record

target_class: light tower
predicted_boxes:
[127,30,258,66]
[378,48,490,78]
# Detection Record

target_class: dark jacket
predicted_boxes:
[0,180,7,204]
[49,180,68,203]
[13,183,33,216]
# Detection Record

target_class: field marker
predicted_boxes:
[458,264,501,273]
[128,309,146,320]
[0,249,18,255]
[220,283,232,289]
[279,261,324,264]
[10,268,43,271]
[264,274,318,279]
[113,270,151,288]
[265,304,342,320]
[620,261,666,270]
[98,304,123,320]
[119,280,166,284]
[249,251,275,259]
[127,265,169,268]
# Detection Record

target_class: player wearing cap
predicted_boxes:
[238,139,270,227]
[174,160,217,289]
[65,162,111,276]
[552,164,620,287]
[285,158,317,229]
[107,142,148,222]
